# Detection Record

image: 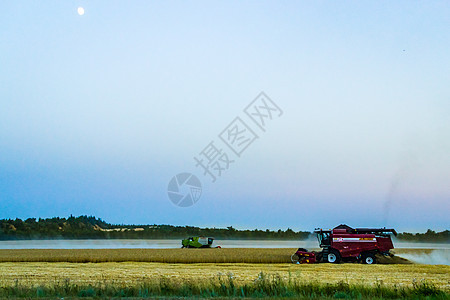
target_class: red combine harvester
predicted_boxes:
[291,225,397,264]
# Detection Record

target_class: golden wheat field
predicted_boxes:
[0,248,428,263]
[0,248,448,293]
[0,262,449,290]
[0,248,294,263]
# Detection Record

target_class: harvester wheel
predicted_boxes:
[362,253,376,264]
[327,249,341,263]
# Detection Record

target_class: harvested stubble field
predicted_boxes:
[0,248,426,263]
[0,262,448,289]
[0,264,447,298]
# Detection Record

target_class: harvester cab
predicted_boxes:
[316,229,332,247]
[292,225,397,265]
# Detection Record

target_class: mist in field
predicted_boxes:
[1,239,448,251]
[399,250,450,266]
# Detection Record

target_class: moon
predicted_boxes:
[77,7,85,16]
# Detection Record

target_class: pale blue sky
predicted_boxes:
[1,1,449,232]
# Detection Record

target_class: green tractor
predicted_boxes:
[181,236,214,248]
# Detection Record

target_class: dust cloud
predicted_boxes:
[399,250,450,265]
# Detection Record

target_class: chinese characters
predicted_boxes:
[194,92,283,183]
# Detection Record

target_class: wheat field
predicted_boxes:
[0,248,429,263]
[0,248,299,263]
[0,248,448,298]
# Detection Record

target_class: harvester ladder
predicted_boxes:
[322,247,329,262]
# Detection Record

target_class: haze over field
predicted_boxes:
[1,1,449,232]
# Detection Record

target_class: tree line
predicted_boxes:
[0,216,310,240]
[0,216,448,242]
[396,229,449,243]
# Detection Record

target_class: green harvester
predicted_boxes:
[181,236,214,248]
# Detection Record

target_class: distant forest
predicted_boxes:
[0,215,448,242]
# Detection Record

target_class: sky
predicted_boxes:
[1,1,449,232]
